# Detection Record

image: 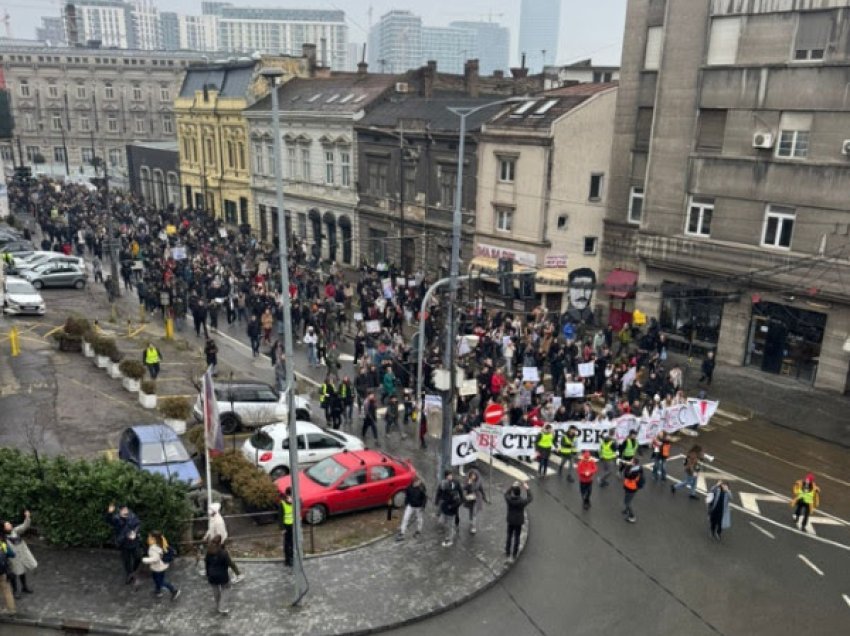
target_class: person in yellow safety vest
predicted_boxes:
[598,433,618,487]
[536,424,555,478]
[618,429,639,477]
[557,426,580,482]
[281,488,294,567]
[142,342,162,380]
[791,473,821,532]
[320,375,337,420]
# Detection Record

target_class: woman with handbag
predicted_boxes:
[141,531,181,600]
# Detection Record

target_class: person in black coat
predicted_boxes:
[104,504,141,584]
[504,482,532,560]
[204,536,239,615]
[699,351,716,385]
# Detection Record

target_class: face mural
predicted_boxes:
[565,267,596,325]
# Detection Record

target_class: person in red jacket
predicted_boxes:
[577,451,598,511]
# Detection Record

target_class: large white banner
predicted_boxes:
[450,401,719,463]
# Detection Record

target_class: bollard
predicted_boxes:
[386,498,393,521]
[9,327,20,357]
[165,317,174,340]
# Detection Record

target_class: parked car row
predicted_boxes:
[192,381,311,434]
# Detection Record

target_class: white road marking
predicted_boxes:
[843,594,850,609]
[477,451,530,482]
[798,554,824,576]
[214,329,320,387]
[739,492,787,514]
[696,470,730,493]
[748,521,775,539]
[716,409,748,421]
[731,440,850,488]
[338,353,354,362]
[806,517,846,537]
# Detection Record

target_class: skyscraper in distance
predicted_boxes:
[449,21,510,75]
[518,0,561,72]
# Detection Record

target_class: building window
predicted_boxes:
[76,84,86,99]
[588,173,604,201]
[226,141,235,168]
[205,138,214,164]
[163,117,173,134]
[53,147,66,164]
[236,142,245,170]
[267,143,275,176]
[628,186,644,224]
[696,109,727,153]
[24,114,34,131]
[325,149,335,185]
[0,146,14,162]
[47,83,59,98]
[706,17,742,65]
[644,26,663,70]
[367,160,388,195]
[762,205,795,249]
[80,115,91,131]
[794,11,832,61]
[340,151,351,187]
[583,236,598,255]
[109,148,121,167]
[776,113,811,158]
[132,85,142,101]
[134,118,146,134]
[104,82,114,99]
[685,196,714,237]
[403,165,416,201]
[287,147,297,179]
[19,80,29,97]
[556,214,568,230]
[25,146,39,162]
[253,143,264,174]
[495,206,513,232]
[498,157,515,182]
[369,228,388,264]
[635,107,653,151]
[51,114,62,131]
[81,147,94,164]
[107,117,118,133]
[301,147,311,181]
[160,86,170,101]
[438,166,457,208]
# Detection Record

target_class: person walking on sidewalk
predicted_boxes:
[706,481,732,541]
[104,503,142,584]
[281,488,294,568]
[362,392,379,445]
[699,351,716,385]
[598,432,617,487]
[557,426,579,482]
[143,342,162,380]
[396,476,427,541]
[247,315,261,357]
[622,457,645,523]
[504,482,532,561]
[577,451,598,511]
[141,531,181,600]
[792,473,821,532]
[671,445,705,499]
[462,468,490,534]
[204,536,238,615]
[435,470,463,547]
[199,503,242,581]
[204,338,219,376]
[0,531,16,616]
[3,510,36,598]
[536,424,554,477]
[651,430,671,482]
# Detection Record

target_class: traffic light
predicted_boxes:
[498,257,513,297]
[520,272,536,300]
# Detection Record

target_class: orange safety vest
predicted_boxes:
[624,475,639,491]
[661,441,671,458]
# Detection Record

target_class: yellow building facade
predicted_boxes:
[174,52,313,227]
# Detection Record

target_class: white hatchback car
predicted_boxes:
[192,381,311,434]
[2,276,46,315]
[242,421,365,479]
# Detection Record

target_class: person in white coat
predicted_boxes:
[141,531,180,600]
[3,511,37,598]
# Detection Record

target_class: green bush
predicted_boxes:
[63,317,91,337]
[184,425,205,453]
[93,337,118,358]
[159,396,191,420]
[0,449,191,548]
[212,450,278,510]
[119,359,145,380]
[140,379,157,395]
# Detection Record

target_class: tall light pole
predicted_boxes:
[439,97,525,478]
[262,67,308,606]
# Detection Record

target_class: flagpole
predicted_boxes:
[204,428,213,511]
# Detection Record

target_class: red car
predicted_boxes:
[275,449,416,524]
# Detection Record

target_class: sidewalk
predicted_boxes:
[671,352,850,449]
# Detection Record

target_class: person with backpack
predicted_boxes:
[141,531,181,600]
[104,503,142,584]
[651,430,672,482]
[0,530,17,616]
[435,469,463,547]
[791,473,821,532]
[3,510,37,598]
[622,456,645,523]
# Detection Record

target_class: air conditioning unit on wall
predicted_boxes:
[841,139,850,155]
[752,132,774,149]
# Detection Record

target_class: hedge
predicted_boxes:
[0,448,191,548]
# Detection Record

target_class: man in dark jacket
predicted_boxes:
[104,504,141,584]
[435,470,463,547]
[504,482,533,560]
[395,476,427,541]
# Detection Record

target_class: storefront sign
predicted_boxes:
[544,254,567,268]
[475,243,537,267]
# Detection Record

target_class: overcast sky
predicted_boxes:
[9,0,627,66]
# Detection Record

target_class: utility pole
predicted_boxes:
[102,147,119,301]
[262,67,308,606]
[397,121,405,272]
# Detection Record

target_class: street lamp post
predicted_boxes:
[438,97,525,478]
[262,67,308,606]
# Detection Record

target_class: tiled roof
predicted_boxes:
[179,62,255,99]
[358,92,518,133]
[485,82,617,130]
[247,74,399,114]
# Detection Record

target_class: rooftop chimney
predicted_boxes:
[492,70,504,79]
[464,59,480,97]
[302,43,317,75]
[511,53,529,79]
[357,61,368,75]
[423,60,437,98]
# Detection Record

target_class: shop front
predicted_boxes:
[745,302,825,384]
[603,269,637,330]
[659,283,725,356]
